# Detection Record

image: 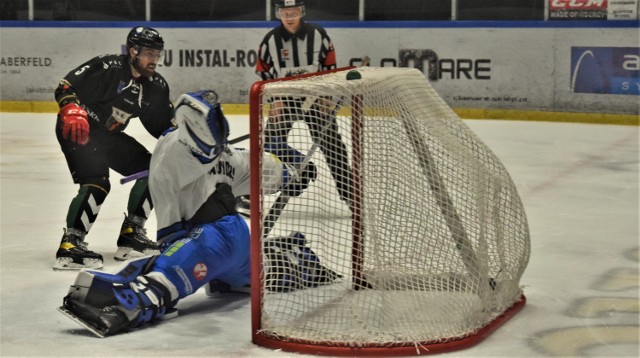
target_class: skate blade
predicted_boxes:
[53,257,103,271]
[114,247,158,261]
[57,306,107,338]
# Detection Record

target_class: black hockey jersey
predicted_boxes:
[256,22,336,80]
[54,54,174,138]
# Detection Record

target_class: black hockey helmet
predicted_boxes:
[275,0,304,8]
[275,0,305,19]
[126,26,164,51]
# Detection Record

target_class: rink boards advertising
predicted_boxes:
[0,22,638,116]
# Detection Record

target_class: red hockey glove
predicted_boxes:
[59,103,89,145]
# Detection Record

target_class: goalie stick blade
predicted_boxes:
[57,305,107,338]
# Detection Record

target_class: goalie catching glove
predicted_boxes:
[264,232,340,292]
[59,103,90,145]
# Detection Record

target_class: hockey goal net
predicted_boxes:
[248,67,530,356]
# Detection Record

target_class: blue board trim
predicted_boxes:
[1,20,638,29]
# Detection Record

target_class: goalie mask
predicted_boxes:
[175,90,230,163]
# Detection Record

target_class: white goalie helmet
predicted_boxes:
[175,90,229,162]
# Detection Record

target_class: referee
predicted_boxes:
[240,0,353,214]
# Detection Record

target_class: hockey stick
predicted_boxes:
[261,58,369,236]
[120,133,251,184]
[261,84,355,238]
[261,130,324,238]
[120,170,149,184]
[228,133,250,145]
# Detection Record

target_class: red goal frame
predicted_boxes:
[248,67,526,356]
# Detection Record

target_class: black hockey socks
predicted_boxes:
[66,178,110,232]
[127,178,152,221]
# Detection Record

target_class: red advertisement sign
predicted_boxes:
[549,0,608,19]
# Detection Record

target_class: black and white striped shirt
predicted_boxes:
[256,22,336,80]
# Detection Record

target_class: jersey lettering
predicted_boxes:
[74,65,90,76]
[208,160,235,179]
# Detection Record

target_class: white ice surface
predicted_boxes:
[1,113,638,357]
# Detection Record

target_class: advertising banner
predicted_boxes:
[549,0,609,20]
[608,0,639,19]
[1,24,638,115]
[571,47,640,95]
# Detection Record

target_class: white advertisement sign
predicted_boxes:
[608,0,639,19]
[0,25,638,114]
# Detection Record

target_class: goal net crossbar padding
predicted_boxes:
[249,67,530,356]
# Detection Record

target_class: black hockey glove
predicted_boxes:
[282,161,317,197]
[264,232,341,293]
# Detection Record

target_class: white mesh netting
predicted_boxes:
[252,67,530,353]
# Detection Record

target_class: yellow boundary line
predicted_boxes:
[1,101,638,126]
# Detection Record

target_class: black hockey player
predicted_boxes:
[237,0,353,214]
[53,26,174,270]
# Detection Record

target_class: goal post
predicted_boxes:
[249,67,530,356]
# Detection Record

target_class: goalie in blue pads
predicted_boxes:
[59,90,338,337]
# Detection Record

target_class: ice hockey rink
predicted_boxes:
[0,112,638,357]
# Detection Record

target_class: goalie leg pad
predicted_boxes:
[61,256,175,336]
[264,232,341,292]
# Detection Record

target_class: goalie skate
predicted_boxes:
[58,303,179,338]
[57,305,108,338]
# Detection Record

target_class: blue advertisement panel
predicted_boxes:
[571,46,640,95]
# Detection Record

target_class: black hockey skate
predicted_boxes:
[53,228,104,270]
[114,214,160,261]
[263,232,341,293]
[58,296,127,338]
